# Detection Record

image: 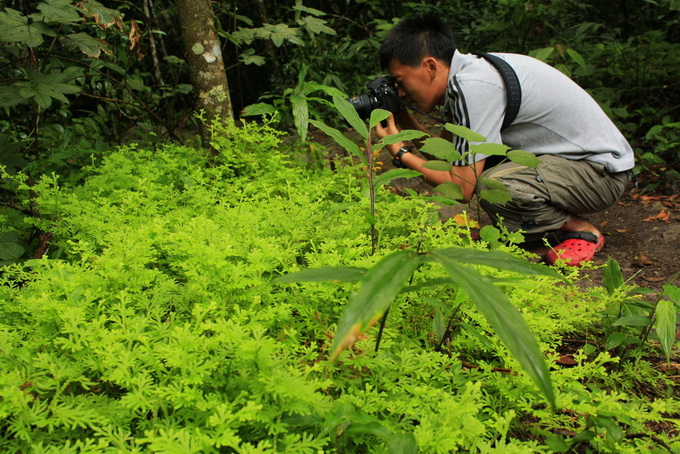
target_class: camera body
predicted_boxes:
[347,75,401,119]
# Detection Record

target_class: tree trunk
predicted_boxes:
[176,0,233,147]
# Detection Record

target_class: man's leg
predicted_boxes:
[476,155,629,263]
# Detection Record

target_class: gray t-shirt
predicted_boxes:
[445,50,634,173]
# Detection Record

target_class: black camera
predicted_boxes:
[347,75,402,119]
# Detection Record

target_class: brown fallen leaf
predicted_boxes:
[557,355,578,366]
[640,195,665,203]
[641,210,671,222]
[642,275,668,282]
[599,220,609,228]
[634,254,654,266]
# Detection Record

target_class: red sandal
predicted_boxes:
[546,231,605,266]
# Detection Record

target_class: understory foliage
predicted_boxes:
[0,122,679,453]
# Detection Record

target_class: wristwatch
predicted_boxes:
[392,146,413,169]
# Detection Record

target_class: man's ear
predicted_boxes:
[423,57,439,79]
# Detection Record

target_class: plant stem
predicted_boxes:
[367,135,376,255]
[436,302,463,352]
[374,307,390,352]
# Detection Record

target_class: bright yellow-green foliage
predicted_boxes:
[0,122,678,453]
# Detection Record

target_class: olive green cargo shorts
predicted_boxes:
[476,154,630,242]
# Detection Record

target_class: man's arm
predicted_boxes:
[377,114,484,202]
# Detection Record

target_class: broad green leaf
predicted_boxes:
[433,182,463,200]
[32,0,81,24]
[556,64,572,77]
[309,120,363,163]
[507,149,541,167]
[428,194,460,206]
[0,8,46,47]
[63,32,108,58]
[471,142,510,157]
[380,129,428,145]
[0,242,24,260]
[612,315,652,326]
[0,231,24,260]
[534,46,555,62]
[369,109,390,130]
[274,266,367,283]
[292,4,325,16]
[479,177,512,205]
[290,95,309,141]
[605,331,627,350]
[331,250,422,360]
[264,23,302,47]
[655,299,677,362]
[603,258,624,295]
[388,432,418,454]
[433,308,447,340]
[345,422,391,439]
[333,94,368,140]
[444,124,486,142]
[102,61,126,74]
[422,161,453,172]
[16,71,81,108]
[293,64,309,95]
[80,0,119,27]
[429,247,563,280]
[479,189,512,205]
[309,85,346,100]
[545,434,570,453]
[590,416,624,443]
[429,250,555,407]
[126,76,145,91]
[241,102,277,116]
[479,225,501,244]
[240,49,266,66]
[0,86,26,108]
[299,16,336,36]
[554,44,567,58]
[372,169,421,188]
[421,137,462,161]
[663,284,680,304]
[572,430,596,443]
[566,48,587,69]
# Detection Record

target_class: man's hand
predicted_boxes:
[374,113,400,141]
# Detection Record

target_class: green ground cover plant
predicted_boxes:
[0,121,679,452]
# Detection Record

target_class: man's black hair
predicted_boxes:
[380,14,456,70]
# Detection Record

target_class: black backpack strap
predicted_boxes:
[473,51,522,129]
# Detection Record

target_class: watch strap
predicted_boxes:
[392,146,413,168]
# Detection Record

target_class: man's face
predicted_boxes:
[388,57,447,113]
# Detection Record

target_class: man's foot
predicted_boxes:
[546,232,605,266]
[545,216,604,266]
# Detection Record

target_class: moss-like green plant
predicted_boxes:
[0,120,678,452]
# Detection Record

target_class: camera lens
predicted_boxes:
[347,94,377,120]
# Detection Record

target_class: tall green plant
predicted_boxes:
[601,258,679,362]
[281,97,564,408]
